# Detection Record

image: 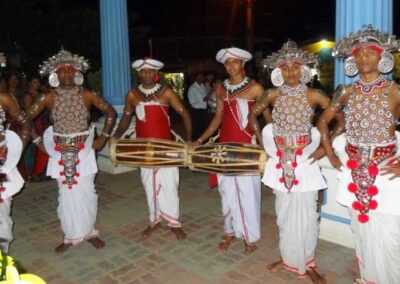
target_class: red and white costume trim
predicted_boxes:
[217,91,261,243]
[262,124,326,193]
[334,133,400,284]
[334,133,400,216]
[135,99,182,228]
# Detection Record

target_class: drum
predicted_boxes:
[188,143,267,175]
[110,138,187,168]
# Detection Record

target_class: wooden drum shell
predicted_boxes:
[110,138,187,168]
[187,143,266,175]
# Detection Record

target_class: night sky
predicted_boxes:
[0,0,398,73]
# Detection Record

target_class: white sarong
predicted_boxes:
[0,130,24,252]
[261,125,323,274]
[218,175,261,243]
[0,198,12,252]
[44,126,99,245]
[275,190,319,275]
[350,210,400,284]
[57,174,98,244]
[140,167,181,227]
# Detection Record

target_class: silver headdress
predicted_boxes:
[333,25,400,76]
[263,40,318,69]
[0,53,6,67]
[39,49,90,76]
[332,25,400,58]
[264,40,318,87]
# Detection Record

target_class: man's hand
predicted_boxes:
[93,136,107,151]
[36,142,48,155]
[327,153,342,170]
[381,161,400,180]
[310,146,326,164]
[0,146,7,165]
[190,140,202,147]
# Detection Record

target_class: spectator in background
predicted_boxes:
[188,72,208,140]
[7,73,23,104]
[207,78,221,114]
[0,77,7,93]
[24,76,50,181]
[204,73,215,94]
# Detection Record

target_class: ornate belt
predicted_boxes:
[345,142,396,223]
[54,133,88,189]
[274,134,310,192]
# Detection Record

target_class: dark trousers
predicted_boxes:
[191,108,208,140]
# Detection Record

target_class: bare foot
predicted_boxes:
[170,227,187,240]
[218,235,235,252]
[306,267,326,284]
[87,237,106,249]
[353,279,364,284]
[267,259,283,272]
[142,223,162,239]
[54,243,72,254]
[244,241,257,254]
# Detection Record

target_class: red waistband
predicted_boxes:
[274,134,310,149]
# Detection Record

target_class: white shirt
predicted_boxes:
[188,82,208,109]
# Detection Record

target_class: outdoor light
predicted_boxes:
[319,39,330,49]
[0,53,6,67]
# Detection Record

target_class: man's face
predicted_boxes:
[195,73,205,84]
[138,68,157,85]
[280,61,302,86]
[224,58,244,78]
[354,46,380,74]
[56,65,76,86]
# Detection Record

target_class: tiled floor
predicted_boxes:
[10,170,355,283]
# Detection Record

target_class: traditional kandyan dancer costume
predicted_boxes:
[332,25,400,284]
[131,58,182,228]
[39,50,101,245]
[214,47,261,245]
[0,53,25,252]
[262,41,327,276]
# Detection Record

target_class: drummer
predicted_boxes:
[249,41,329,283]
[113,58,192,240]
[193,47,265,253]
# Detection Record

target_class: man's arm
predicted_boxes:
[316,85,349,169]
[194,87,224,144]
[308,89,331,162]
[27,93,49,120]
[331,112,346,139]
[2,94,31,147]
[89,91,117,136]
[23,94,33,111]
[26,93,51,149]
[113,92,135,139]
[87,91,116,150]
[166,89,192,141]
[249,89,273,146]
[381,83,400,179]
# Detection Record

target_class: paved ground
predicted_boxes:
[10,169,355,284]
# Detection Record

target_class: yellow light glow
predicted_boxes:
[303,40,335,54]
